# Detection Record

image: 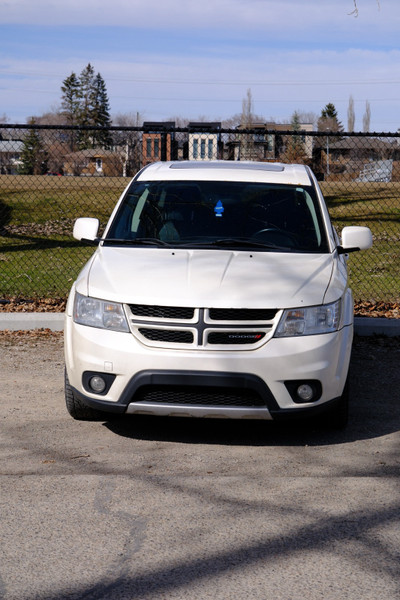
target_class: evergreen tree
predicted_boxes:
[19,119,48,175]
[61,72,81,125]
[290,112,305,153]
[282,112,307,164]
[91,72,112,148]
[60,72,81,150]
[318,103,343,132]
[79,64,95,124]
[78,63,96,149]
[60,63,112,150]
[321,103,338,120]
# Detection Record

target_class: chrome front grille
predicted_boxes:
[127,304,279,349]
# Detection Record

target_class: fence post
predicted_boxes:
[161,130,167,161]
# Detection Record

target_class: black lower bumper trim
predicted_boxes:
[270,396,341,420]
[71,369,340,420]
[72,370,279,414]
[72,388,127,414]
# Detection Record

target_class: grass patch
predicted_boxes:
[0,175,399,301]
[0,174,126,225]
[320,181,400,301]
[0,242,95,297]
[0,175,126,297]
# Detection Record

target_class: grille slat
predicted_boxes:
[130,304,194,320]
[139,328,194,343]
[209,308,277,321]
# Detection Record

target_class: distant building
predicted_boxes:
[228,122,313,162]
[273,123,314,159]
[63,149,122,176]
[0,140,23,174]
[228,123,275,161]
[188,122,222,161]
[313,136,400,179]
[142,122,177,166]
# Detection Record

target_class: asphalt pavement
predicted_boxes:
[1,333,400,600]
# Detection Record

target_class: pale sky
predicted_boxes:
[1,0,399,131]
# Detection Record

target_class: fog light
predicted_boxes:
[285,380,322,404]
[89,376,106,393]
[297,384,314,402]
[82,371,116,396]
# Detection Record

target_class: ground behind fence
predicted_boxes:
[0,125,399,303]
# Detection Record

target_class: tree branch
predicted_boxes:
[349,0,381,18]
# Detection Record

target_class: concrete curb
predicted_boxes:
[0,313,399,336]
[354,316,400,337]
[0,313,65,331]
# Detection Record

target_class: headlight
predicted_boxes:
[275,300,341,337]
[73,292,129,332]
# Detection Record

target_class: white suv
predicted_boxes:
[64,161,372,427]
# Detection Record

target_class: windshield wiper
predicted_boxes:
[100,237,292,251]
[205,238,292,250]
[102,237,171,247]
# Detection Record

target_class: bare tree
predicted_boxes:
[112,112,144,176]
[291,110,318,129]
[347,96,355,132]
[349,0,380,17]
[363,100,371,132]
[221,90,265,129]
[239,89,263,159]
[32,110,66,126]
[241,88,255,128]
[167,116,190,128]
[112,112,143,128]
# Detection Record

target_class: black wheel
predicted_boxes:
[64,369,106,421]
[322,377,350,430]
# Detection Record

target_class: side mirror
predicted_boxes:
[338,226,373,254]
[73,217,100,242]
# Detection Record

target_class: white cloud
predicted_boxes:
[0,0,397,36]
[2,44,399,129]
[1,0,399,129]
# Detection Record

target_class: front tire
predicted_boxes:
[64,369,107,421]
[323,377,350,430]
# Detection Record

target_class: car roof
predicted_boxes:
[136,161,313,186]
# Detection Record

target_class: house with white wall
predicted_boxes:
[188,122,221,161]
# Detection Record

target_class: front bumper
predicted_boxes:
[71,368,344,420]
[65,311,353,420]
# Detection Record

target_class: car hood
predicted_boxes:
[80,247,336,309]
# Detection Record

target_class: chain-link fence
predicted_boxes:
[0,123,399,302]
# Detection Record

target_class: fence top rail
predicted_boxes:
[1,123,400,138]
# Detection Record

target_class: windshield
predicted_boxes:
[105,179,329,252]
